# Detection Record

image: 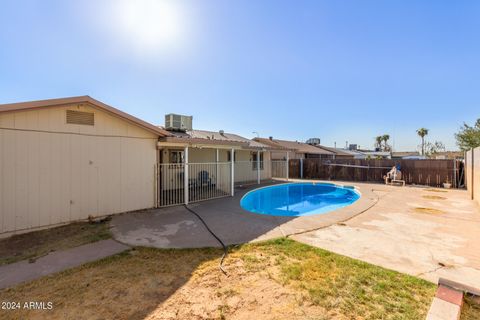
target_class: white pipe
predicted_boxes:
[257,150,261,184]
[184,146,189,205]
[231,148,235,196]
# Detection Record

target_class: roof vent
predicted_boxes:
[66,110,94,126]
[165,114,193,132]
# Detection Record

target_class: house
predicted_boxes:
[430,151,464,160]
[253,137,334,160]
[391,151,425,160]
[312,146,356,159]
[0,96,170,236]
[0,97,285,236]
[359,150,391,159]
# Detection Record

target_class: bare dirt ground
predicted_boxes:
[0,221,111,265]
[0,239,434,320]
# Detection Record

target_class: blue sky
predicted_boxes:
[1,0,479,151]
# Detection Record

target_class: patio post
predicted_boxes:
[257,150,261,184]
[184,146,189,205]
[216,149,219,186]
[231,148,235,196]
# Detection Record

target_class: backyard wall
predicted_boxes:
[0,103,158,235]
[466,147,480,205]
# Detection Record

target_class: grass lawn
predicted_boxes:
[0,221,111,265]
[461,294,480,320]
[0,238,436,320]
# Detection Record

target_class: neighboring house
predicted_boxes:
[0,96,171,236]
[312,146,356,159]
[253,137,334,160]
[359,150,392,159]
[392,151,425,160]
[430,151,464,160]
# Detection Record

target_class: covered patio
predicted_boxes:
[155,129,288,207]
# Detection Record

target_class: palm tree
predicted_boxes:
[417,128,429,155]
[375,136,383,150]
[381,134,390,151]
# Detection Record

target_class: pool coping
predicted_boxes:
[249,179,379,239]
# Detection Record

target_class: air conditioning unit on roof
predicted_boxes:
[165,114,193,132]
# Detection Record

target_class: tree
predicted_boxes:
[455,119,480,151]
[374,136,383,150]
[381,134,391,151]
[416,128,429,155]
[424,141,446,157]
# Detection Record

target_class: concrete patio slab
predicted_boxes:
[292,182,480,288]
[0,239,130,289]
[111,181,377,248]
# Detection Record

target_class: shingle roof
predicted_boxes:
[254,138,334,155]
[0,96,171,137]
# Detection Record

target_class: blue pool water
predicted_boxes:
[240,183,360,217]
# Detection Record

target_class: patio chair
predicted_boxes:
[197,170,214,187]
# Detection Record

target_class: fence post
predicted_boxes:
[300,158,304,179]
[472,149,475,200]
[286,152,290,181]
[184,146,189,205]
[257,150,261,184]
[231,148,235,196]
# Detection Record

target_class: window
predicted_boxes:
[227,151,236,162]
[169,150,184,164]
[252,152,264,170]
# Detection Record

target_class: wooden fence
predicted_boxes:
[289,158,463,188]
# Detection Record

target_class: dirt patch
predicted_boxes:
[0,221,111,265]
[461,294,480,320]
[422,195,447,200]
[413,207,445,215]
[0,239,435,320]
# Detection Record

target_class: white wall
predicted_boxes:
[0,103,158,235]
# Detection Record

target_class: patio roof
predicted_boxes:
[158,129,279,150]
[253,137,333,155]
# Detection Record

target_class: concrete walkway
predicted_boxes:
[292,182,480,288]
[0,239,129,289]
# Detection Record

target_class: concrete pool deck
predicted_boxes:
[111,179,480,287]
[110,180,377,248]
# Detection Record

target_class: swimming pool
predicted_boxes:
[240,183,360,217]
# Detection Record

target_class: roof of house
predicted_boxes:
[253,137,334,154]
[392,151,421,157]
[160,129,276,150]
[0,96,171,137]
[313,145,357,156]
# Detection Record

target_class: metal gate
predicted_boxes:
[155,162,233,207]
